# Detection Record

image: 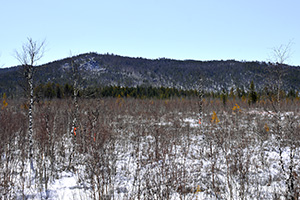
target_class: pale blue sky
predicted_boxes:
[0,0,299,67]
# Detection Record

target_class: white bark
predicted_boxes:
[15,38,45,186]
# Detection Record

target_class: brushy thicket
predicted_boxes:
[1,96,300,199]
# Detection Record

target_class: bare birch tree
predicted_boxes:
[14,37,46,182]
[266,42,298,199]
[197,76,204,135]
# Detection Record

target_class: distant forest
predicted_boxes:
[31,82,299,103]
[1,53,300,98]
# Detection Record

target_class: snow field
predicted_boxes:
[1,98,300,199]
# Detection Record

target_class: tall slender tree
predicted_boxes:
[266,42,297,199]
[71,58,80,136]
[15,37,45,181]
[248,80,257,105]
[197,76,204,134]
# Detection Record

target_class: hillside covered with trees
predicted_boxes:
[1,52,300,98]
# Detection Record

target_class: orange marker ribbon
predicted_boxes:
[73,127,77,136]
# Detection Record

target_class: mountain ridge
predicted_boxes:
[1,52,300,96]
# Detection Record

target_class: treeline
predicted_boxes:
[84,85,198,99]
[34,83,198,99]
[33,82,300,101]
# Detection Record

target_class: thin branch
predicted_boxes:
[14,37,46,66]
[269,41,293,65]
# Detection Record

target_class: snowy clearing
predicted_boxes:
[1,98,300,199]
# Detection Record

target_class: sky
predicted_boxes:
[0,0,300,68]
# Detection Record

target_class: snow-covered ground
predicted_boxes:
[1,99,300,199]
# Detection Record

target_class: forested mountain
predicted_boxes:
[1,52,300,96]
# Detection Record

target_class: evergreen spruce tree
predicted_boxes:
[248,80,257,105]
